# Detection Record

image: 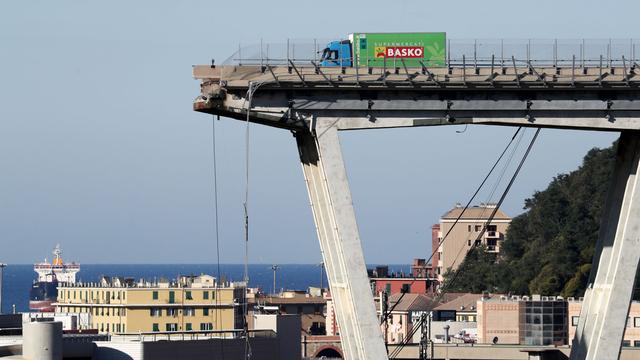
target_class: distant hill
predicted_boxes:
[443,141,622,298]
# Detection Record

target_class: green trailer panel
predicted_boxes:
[352,32,446,67]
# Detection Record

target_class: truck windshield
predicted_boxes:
[320,48,338,61]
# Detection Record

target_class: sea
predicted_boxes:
[0,263,410,313]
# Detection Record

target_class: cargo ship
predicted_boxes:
[29,244,80,312]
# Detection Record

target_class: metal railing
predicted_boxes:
[222,38,639,68]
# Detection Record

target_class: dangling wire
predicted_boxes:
[240,80,271,360]
[211,115,225,360]
[242,81,262,360]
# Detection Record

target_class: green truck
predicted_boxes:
[319,32,446,67]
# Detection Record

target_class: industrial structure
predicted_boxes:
[193,38,640,360]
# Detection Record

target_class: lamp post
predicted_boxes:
[271,265,279,295]
[0,263,6,315]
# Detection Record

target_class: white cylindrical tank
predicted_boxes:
[22,321,63,360]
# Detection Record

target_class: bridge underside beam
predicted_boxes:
[296,124,387,360]
[570,131,640,360]
[195,85,640,131]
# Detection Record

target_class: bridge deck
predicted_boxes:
[194,64,639,90]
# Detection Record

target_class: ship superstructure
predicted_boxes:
[29,244,80,312]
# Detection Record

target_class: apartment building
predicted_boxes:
[432,203,511,282]
[56,274,245,334]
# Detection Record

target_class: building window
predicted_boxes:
[152,323,159,332]
[166,323,178,332]
[467,225,472,232]
[401,284,411,293]
[385,283,391,294]
[203,308,210,316]
[150,308,161,317]
[475,225,482,232]
[185,308,195,316]
[169,291,175,304]
[634,317,640,328]
[623,340,631,347]
[167,308,176,317]
[186,323,192,331]
[634,340,640,347]
[186,291,193,300]
[203,291,209,300]
[152,291,158,300]
[200,323,213,331]
[572,316,580,326]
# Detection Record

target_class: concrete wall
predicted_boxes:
[390,343,640,360]
[477,300,520,345]
[254,314,301,360]
[568,300,640,347]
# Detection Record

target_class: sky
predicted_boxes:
[1,0,636,264]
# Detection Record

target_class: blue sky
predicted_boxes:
[1,0,635,264]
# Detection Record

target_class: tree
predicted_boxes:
[442,142,620,297]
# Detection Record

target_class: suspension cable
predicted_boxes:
[211,116,225,360]
[379,127,522,326]
[389,128,541,359]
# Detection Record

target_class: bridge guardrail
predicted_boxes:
[221,38,639,68]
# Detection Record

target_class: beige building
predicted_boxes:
[56,274,245,334]
[433,203,511,282]
[478,295,640,347]
[568,299,640,347]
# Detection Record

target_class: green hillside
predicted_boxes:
[443,141,620,297]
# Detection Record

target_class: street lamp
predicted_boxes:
[271,265,279,295]
[0,263,6,315]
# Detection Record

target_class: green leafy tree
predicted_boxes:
[443,142,623,297]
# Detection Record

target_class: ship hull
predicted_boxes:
[29,300,55,312]
[29,281,58,313]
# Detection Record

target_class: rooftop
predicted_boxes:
[57,274,244,289]
[441,203,510,221]
[387,293,439,313]
[433,293,492,311]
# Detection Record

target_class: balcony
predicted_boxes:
[486,238,499,253]
[484,231,502,239]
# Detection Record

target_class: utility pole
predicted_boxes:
[0,263,6,314]
[318,262,324,290]
[271,265,279,295]
[380,291,389,350]
[419,312,432,360]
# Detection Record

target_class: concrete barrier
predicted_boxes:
[22,321,62,360]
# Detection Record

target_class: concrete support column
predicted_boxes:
[296,121,387,360]
[570,131,640,360]
[23,321,63,360]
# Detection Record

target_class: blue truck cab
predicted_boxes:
[319,40,352,67]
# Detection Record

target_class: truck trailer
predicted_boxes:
[319,32,446,67]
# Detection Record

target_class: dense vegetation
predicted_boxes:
[443,142,620,297]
